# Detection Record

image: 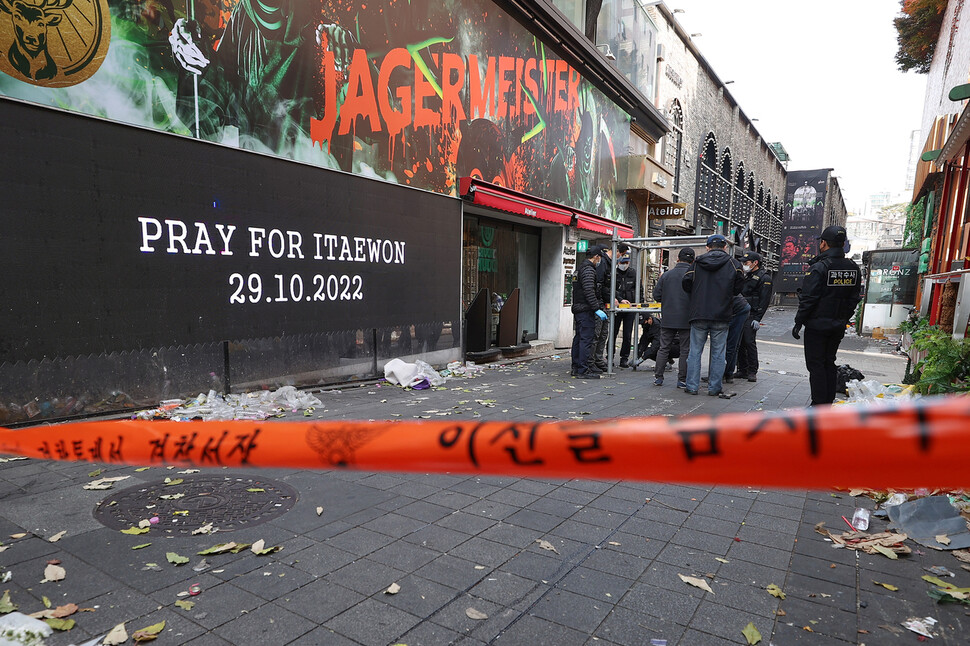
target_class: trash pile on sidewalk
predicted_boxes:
[383,359,486,390]
[132,386,322,421]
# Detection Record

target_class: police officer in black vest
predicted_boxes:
[735,251,773,382]
[792,226,862,405]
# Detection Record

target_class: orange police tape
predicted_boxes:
[0,395,968,489]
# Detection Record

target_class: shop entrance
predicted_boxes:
[462,215,540,344]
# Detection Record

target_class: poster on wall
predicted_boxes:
[0,0,630,220]
[778,169,828,292]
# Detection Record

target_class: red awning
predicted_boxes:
[459,177,572,226]
[574,213,634,239]
[459,177,633,238]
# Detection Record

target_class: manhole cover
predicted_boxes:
[93,474,298,534]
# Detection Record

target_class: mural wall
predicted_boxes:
[0,0,631,219]
[778,169,828,292]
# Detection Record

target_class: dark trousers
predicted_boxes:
[613,312,635,361]
[736,317,760,376]
[589,316,608,369]
[655,327,689,381]
[724,310,749,378]
[571,311,598,374]
[804,327,845,405]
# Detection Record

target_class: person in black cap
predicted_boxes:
[570,245,607,379]
[650,246,694,386]
[682,234,744,396]
[735,250,774,382]
[793,225,861,405]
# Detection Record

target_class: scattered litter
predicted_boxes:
[845,379,915,402]
[0,612,53,644]
[133,386,322,421]
[814,523,910,557]
[925,565,955,577]
[465,607,488,620]
[187,583,202,596]
[102,622,128,645]
[384,583,401,595]
[40,564,65,583]
[901,616,937,638]
[883,493,908,507]
[887,496,970,550]
[47,531,66,543]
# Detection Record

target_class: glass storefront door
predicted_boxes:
[462,215,540,343]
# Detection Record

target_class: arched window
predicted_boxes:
[720,148,732,180]
[663,101,684,197]
[702,132,717,169]
[735,162,746,191]
[757,184,765,208]
[746,174,755,198]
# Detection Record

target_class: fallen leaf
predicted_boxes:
[251,539,266,553]
[121,526,150,535]
[247,488,265,493]
[10,533,26,539]
[135,467,150,472]
[873,581,899,591]
[166,552,189,565]
[131,543,151,550]
[715,558,730,564]
[175,599,195,610]
[385,583,401,595]
[164,478,183,486]
[608,541,621,546]
[48,531,66,543]
[678,574,714,595]
[159,493,185,500]
[774,609,786,616]
[83,476,130,490]
[191,523,215,535]
[953,550,970,564]
[936,534,951,546]
[872,544,899,560]
[802,625,814,632]
[535,539,559,554]
[316,507,324,516]
[177,469,200,474]
[465,607,488,620]
[103,622,128,645]
[198,542,250,555]
[30,603,78,619]
[766,584,786,599]
[44,617,75,631]
[0,589,17,613]
[741,621,761,644]
[132,620,166,642]
[42,596,51,608]
[42,564,66,583]
[253,543,282,556]
[88,469,102,478]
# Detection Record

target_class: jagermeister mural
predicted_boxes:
[0,0,630,219]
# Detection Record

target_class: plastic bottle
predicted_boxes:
[851,507,870,531]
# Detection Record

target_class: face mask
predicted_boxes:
[742,264,753,274]
[618,260,630,269]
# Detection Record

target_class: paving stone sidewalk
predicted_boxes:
[1,309,967,646]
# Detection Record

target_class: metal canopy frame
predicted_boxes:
[604,235,712,376]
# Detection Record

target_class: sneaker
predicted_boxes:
[676,380,687,388]
[576,372,600,379]
[653,377,663,386]
[708,390,721,397]
[619,359,629,368]
[595,362,608,372]
[723,375,734,384]
[684,389,698,395]
[747,374,758,382]
[588,365,604,374]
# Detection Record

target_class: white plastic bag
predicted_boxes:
[383,358,444,389]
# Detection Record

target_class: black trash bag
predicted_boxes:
[836,364,865,394]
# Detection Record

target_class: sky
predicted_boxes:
[671,0,926,213]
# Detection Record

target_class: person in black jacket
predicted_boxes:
[588,243,614,372]
[793,226,862,405]
[735,251,774,382]
[571,246,607,379]
[612,243,640,367]
[682,234,744,396]
[650,247,694,387]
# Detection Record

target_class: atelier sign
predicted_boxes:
[648,203,687,219]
